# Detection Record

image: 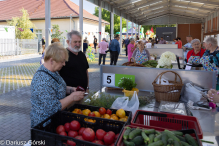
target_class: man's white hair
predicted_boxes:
[67,30,82,42]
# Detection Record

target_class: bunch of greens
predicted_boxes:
[142,60,158,68]
[118,77,137,91]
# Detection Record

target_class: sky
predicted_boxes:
[71,0,96,15]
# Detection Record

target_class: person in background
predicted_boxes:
[93,36,97,54]
[40,38,60,65]
[59,30,89,92]
[127,38,136,61]
[142,37,147,45]
[178,37,182,48]
[172,39,176,44]
[136,35,139,40]
[159,37,166,44]
[145,40,152,48]
[84,37,89,47]
[200,37,219,90]
[155,36,159,44]
[83,40,88,54]
[186,39,205,64]
[124,37,130,56]
[31,42,84,128]
[41,36,45,54]
[132,41,150,61]
[182,35,193,62]
[109,34,120,65]
[98,38,109,65]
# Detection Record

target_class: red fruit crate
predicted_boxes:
[131,110,203,139]
[116,125,202,146]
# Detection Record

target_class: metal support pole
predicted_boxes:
[217,11,219,31]
[111,9,114,39]
[205,17,208,33]
[131,22,133,38]
[99,3,102,43]
[79,0,83,35]
[126,19,128,38]
[120,16,122,55]
[110,12,111,40]
[45,0,51,48]
[176,23,178,37]
[211,14,213,32]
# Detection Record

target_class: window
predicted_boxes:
[35,29,42,41]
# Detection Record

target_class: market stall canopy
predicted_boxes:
[122,28,142,35]
[87,0,219,25]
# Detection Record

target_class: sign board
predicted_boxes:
[103,73,135,87]
[0,25,15,39]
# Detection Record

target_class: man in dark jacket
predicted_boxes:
[124,37,130,56]
[109,35,120,65]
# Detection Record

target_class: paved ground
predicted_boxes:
[0,53,128,146]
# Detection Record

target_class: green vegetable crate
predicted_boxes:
[117,125,202,146]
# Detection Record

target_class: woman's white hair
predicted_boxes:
[191,39,200,45]
[130,38,134,42]
[205,37,218,47]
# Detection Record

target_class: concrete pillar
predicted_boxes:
[45,0,51,48]
[211,14,213,32]
[120,17,122,55]
[111,9,114,39]
[99,3,102,43]
[131,22,133,38]
[126,19,128,38]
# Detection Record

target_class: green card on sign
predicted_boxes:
[115,74,135,87]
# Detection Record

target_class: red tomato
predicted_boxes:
[68,131,78,138]
[66,140,76,146]
[79,127,85,135]
[99,107,106,115]
[75,135,84,140]
[88,112,96,117]
[56,125,65,134]
[70,120,81,131]
[59,131,67,136]
[64,123,70,132]
[82,128,95,142]
[106,109,112,115]
[96,129,106,141]
[92,140,104,145]
[115,133,120,140]
[104,131,115,145]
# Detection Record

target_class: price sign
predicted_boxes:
[103,73,135,87]
[103,73,115,86]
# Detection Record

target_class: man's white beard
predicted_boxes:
[69,46,81,53]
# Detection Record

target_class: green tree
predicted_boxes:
[7,8,37,39]
[51,24,63,40]
[93,7,127,34]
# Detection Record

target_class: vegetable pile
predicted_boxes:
[56,120,119,146]
[142,60,158,68]
[122,127,199,146]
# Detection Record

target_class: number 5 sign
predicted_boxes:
[103,73,115,86]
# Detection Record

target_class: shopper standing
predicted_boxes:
[41,36,45,54]
[93,36,97,54]
[109,35,120,65]
[124,37,130,56]
[98,38,109,65]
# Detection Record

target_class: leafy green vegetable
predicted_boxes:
[118,77,137,91]
[142,60,158,68]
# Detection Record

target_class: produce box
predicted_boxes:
[65,104,132,125]
[131,110,203,139]
[117,125,202,146]
[31,111,125,146]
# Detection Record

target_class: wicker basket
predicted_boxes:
[152,71,184,102]
[122,57,145,67]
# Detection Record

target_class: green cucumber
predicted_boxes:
[129,128,142,140]
[175,135,186,142]
[162,133,168,146]
[148,134,155,144]
[148,140,164,146]
[172,131,183,136]
[168,138,174,144]
[123,127,131,140]
[155,131,161,135]
[174,140,181,146]
[164,130,180,142]
[154,134,162,142]
[181,141,191,146]
[123,140,135,146]
[142,131,150,143]
[144,129,155,135]
[185,134,198,146]
[131,136,144,145]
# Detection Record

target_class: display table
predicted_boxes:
[96,87,219,146]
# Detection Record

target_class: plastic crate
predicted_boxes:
[131,110,203,139]
[116,125,201,146]
[31,111,125,146]
[65,104,132,125]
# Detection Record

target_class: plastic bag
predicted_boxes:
[181,83,203,103]
[156,75,170,85]
[111,91,139,116]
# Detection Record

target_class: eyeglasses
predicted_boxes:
[193,43,200,46]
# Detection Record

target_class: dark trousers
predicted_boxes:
[125,45,128,56]
[99,53,106,65]
[94,43,97,49]
[110,51,119,65]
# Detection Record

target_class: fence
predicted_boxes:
[0,39,39,56]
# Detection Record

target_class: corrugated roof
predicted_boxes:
[0,0,109,24]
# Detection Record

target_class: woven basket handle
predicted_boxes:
[130,57,136,63]
[153,71,183,85]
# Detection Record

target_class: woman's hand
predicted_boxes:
[70,91,85,102]
[207,89,219,103]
